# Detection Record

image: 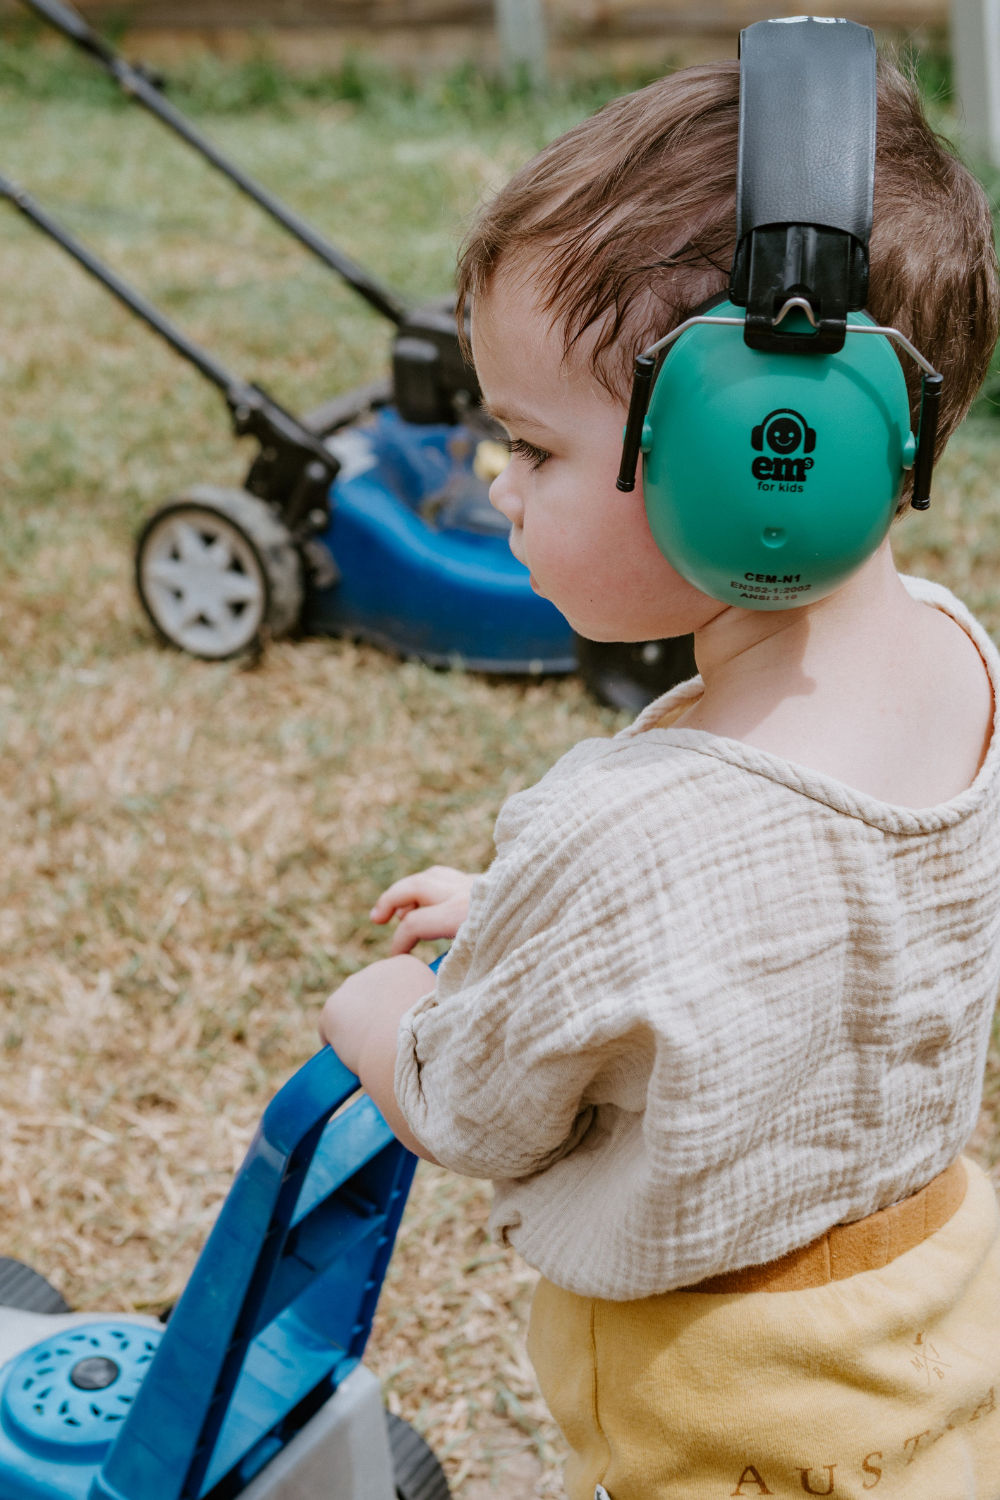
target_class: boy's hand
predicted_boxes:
[371,865,476,954]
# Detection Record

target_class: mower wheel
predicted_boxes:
[387,1411,451,1500]
[136,487,303,660]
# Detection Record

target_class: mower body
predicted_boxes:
[313,408,576,672]
[0,1051,423,1500]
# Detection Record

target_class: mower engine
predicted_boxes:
[392,297,480,428]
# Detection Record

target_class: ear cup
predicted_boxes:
[641,302,912,610]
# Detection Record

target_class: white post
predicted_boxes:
[951,0,1000,166]
[494,0,548,90]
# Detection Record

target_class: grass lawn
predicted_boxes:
[0,43,998,1498]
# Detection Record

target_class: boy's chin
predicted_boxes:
[567,615,687,643]
[565,595,724,641]
[569,623,650,644]
[557,584,712,641]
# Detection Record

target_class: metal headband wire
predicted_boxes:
[640,305,941,379]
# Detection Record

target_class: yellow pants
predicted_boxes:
[528,1159,1000,1500]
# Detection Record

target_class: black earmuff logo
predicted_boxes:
[750,409,816,489]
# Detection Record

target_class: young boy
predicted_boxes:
[320,55,1000,1498]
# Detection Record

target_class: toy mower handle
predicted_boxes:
[261,1043,358,1154]
[91,1051,368,1500]
[93,955,444,1500]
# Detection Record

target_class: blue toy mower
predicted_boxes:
[0,1044,446,1500]
[2,0,696,706]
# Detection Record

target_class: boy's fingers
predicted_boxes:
[370,867,465,921]
[371,877,427,921]
[389,901,466,956]
[371,872,441,917]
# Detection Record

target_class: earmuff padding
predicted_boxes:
[736,20,876,247]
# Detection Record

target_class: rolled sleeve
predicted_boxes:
[392,781,646,1180]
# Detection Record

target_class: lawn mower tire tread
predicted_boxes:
[0,1257,70,1314]
[386,1411,451,1500]
[136,486,304,660]
[575,634,698,713]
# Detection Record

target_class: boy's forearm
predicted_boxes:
[320,955,439,1163]
[356,1007,439,1162]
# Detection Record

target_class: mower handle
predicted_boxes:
[18,0,410,327]
[0,168,340,529]
[19,0,106,54]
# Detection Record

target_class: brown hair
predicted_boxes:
[457,58,999,500]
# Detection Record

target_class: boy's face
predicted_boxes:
[472,269,722,642]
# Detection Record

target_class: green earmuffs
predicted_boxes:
[617,17,943,611]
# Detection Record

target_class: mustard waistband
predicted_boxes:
[688,1157,968,1293]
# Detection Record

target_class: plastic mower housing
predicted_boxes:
[314,407,576,670]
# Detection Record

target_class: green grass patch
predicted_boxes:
[0,15,668,120]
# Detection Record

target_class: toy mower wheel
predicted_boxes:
[0,1257,69,1314]
[136,486,303,660]
[387,1411,451,1500]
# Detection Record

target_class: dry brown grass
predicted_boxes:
[0,551,614,1488]
[0,536,611,1488]
[0,79,999,1500]
[0,81,608,1494]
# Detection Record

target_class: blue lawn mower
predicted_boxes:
[1,0,697,708]
[0,1043,445,1500]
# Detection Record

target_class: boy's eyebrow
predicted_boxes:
[483,399,552,432]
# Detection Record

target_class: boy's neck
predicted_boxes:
[678,539,994,806]
[691,540,903,696]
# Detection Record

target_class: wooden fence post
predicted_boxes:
[494,0,548,89]
[951,0,1000,165]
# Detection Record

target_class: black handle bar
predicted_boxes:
[18,0,410,328]
[0,168,340,527]
[0,168,248,398]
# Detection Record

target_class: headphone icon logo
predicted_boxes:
[751,409,817,455]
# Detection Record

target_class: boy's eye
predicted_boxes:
[506,437,550,471]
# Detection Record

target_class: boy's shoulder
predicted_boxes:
[493,679,747,853]
[897,572,988,626]
[495,574,998,863]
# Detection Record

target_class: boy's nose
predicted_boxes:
[489,471,523,528]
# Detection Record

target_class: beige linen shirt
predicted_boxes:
[395,577,1000,1300]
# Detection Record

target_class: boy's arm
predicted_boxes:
[320,957,440,1163]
